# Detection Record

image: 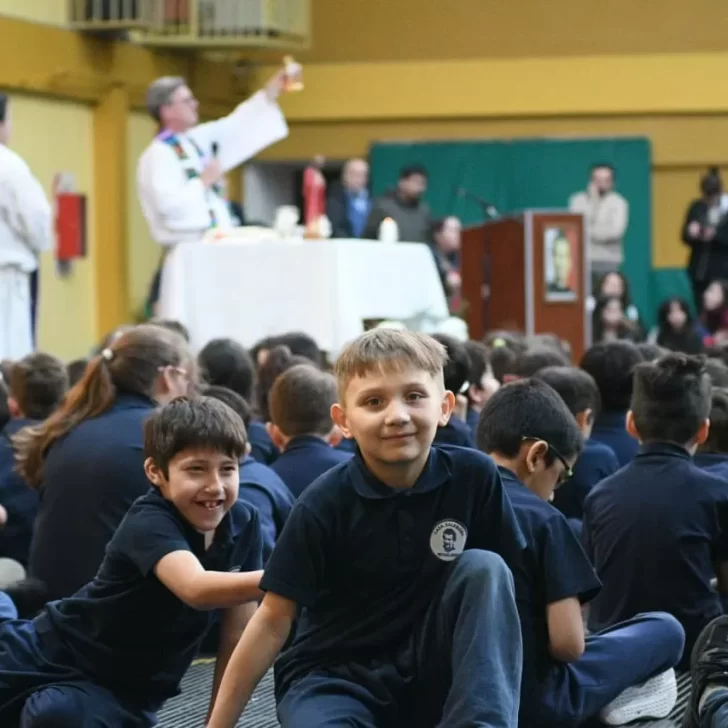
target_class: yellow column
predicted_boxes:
[226,167,243,206]
[93,85,129,338]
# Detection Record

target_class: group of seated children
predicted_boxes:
[4,323,728,726]
[0,326,354,609]
[590,269,728,355]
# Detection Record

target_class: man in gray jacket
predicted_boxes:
[363,164,432,243]
[569,163,629,290]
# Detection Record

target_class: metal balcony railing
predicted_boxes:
[68,0,149,29]
[68,0,310,49]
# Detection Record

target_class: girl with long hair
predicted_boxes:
[15,324,193,601]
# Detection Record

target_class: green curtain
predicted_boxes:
[370,137,657,326]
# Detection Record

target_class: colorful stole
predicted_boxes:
[157,130,222,228]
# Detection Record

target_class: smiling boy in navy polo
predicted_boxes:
[268,363,351,498]
[694,388,728,480]
[580,341,642,466]
[479,378,683,727]
[533,366,619,525]
[583,354,728,669]
[0,397,264,726]
[208,329,527,728]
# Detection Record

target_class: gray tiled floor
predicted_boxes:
[158,660,279,727]
[158,661,692,727]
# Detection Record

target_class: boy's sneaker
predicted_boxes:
[599,668,677,725]
[682,615,728,728]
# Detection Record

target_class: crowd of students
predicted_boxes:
[590,271,728,352]
[1,321,728,726]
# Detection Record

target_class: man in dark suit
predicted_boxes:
[326,158,371,239]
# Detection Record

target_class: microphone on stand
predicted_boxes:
[454,187,499,219]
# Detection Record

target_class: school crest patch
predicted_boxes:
[429,519,468,562]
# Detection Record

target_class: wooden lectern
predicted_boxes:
[461,211,589,360]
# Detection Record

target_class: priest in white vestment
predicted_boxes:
[0,95,53,360]
[137,70,290,314]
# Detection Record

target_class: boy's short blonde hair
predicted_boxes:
[334,329,447,400]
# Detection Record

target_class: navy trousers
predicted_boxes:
[0,619,159,727]
[530,612,685,727]
[702,687,728,727]
[278,549,524,728]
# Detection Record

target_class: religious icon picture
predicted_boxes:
[544,225,579,302]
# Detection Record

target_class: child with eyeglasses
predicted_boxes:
[477,378,684,727]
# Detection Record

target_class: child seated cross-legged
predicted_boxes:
[204,385,294,561]
[268,363,352,498]
[430,333,476,448]
[583,354,728,669]
[579,340,643,466]
[0,353,68,568]
[462,340,500,440]
[207,328,527,728]
[198,337,278,465]
[478,378,684,727]
[693,387,728,479]
[0,397,264,726]
[532,366,619,525]
[504,346,570,383]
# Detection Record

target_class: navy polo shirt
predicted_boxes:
[583,442,728,650]
[695,452,728,481]
[0,419,39,566]
[335,437,357,454]
[239,455,295,561]
[500,468,600,709]
[248,420,278,465]
[271,435,352,499]
[29,393,156,600]
[36,488,263,701]
[433,416,475,448]
[552,439,620,520]
[261,445,527,696]
[589,411,639,467]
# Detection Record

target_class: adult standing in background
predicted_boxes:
[0,94,52,360]
[363,164,432,243]
[137,67,294,315]
[569,163,629,292]
[326,158,371,238]
[681,167,728,312]
[431,216,463,312]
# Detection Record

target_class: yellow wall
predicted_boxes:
[127,111,158,318]
[302,0,728,62]
[9,95,96,359]
[0,0,65,24]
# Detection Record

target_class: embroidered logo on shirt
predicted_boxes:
[430,519,467,561]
